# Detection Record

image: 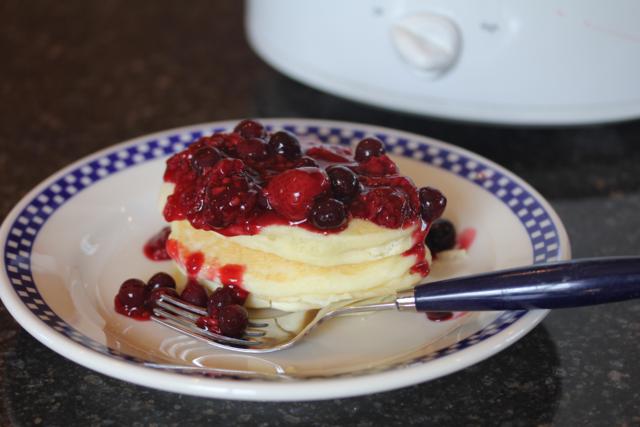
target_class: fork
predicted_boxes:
[151,257,640,353]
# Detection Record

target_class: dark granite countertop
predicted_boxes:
[1,2,639,426]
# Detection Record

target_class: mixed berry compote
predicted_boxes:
[162,119,446,275]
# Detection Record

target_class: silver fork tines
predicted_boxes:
[151,294,263,347]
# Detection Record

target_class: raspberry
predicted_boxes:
[265,167,330,221]
[357,154,397,176]
[351,187,413,228]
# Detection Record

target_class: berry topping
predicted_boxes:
[419,187,447,223]
[426,218,456,253]
[146,272,176,292]
[217,304,249,338]
[295,156,319,168]
[234,119,266,139]
[306,146,351,163]
[116,279,147,312]
[143,227,172,261]
[310,198,347,230]
[162,120,442,238]
[327,165,360,201]
[351,187,412,229]
[114,272,252,330]
[268,131,302,160]
[355,137,385,162]
[227,284,249,305]
[180,278,209,307]
[114,279,149,319]
[236,138,270,162]
[190,146,222,174]
[357,154,397,176]
[265,167,330,221]
[207,286,238,315]
[164,157,260,230]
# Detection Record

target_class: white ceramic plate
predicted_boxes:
[0,119,570,401]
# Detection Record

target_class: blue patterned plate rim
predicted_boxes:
[0,118,571,401]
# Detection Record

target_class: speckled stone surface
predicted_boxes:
[1,2,639,426]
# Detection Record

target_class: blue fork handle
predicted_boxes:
[413,257,640,311]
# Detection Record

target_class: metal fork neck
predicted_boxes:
[395,289,417,311]
[328,290,417,318]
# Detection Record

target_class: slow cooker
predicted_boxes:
[246,0,640,125]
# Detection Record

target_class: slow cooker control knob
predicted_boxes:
[390,13,461,77]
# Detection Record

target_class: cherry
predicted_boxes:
[268,131,302,160]
[207,286,238,315]
[146,287,179,308]
[227,284,249,305]
[190,146,222,174]
[236,138,270,161]
[426,218,456,253]
[233,119,266,139]
[265,167,330,221]
[217,304,249,338]
[355,137,385,162]
[180,279,209,307]
[146,272,176,292]
[419,187,447,223]
[326,165,360,201]
[117,279,147,309]
[310,198,347,229]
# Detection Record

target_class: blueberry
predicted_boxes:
[327,165,360,201]
[426,219,456,253]
[268,131,302,160]
[310,198,347,229]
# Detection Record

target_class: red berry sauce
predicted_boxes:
[162,120,447,276]
[426,311,454,322]
[404,225,430,276]
[457,227,477,251]
[143,227,172,261]
[219,264,245,287]
[185,252,205,277]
